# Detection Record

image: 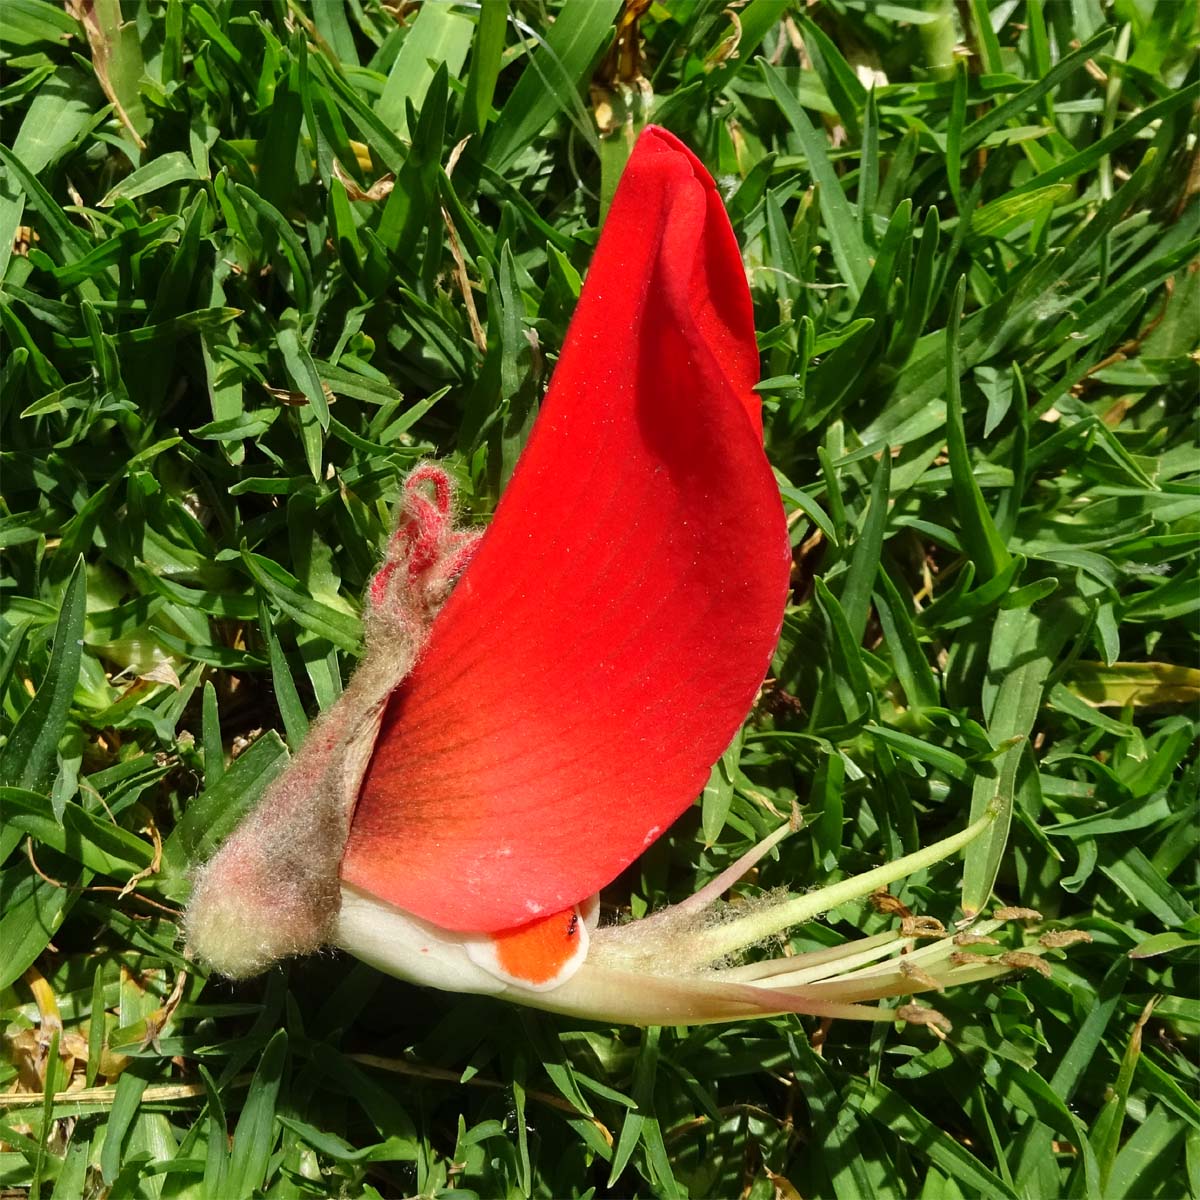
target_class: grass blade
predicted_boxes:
[0,557,86,794]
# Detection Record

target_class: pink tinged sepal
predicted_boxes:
[184,466,480,979]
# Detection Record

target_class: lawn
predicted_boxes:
[1,1,1198,1197]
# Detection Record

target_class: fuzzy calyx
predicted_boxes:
[184,466,477,978]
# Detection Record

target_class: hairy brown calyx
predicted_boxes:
[184,466,480,978]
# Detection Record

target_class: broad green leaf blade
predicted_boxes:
[486,0,622,174]
[458,0,508,138]
[944,276,1011,582]
[160,730,287,886]
[99,151,200,206]
[376,0,473,140]
[0,869,81,989]
[226,1029,288,1199]
[761,61,871,299]
[0,557,86,794]
[961,598,1084,915]
[848,1078,1021,1200]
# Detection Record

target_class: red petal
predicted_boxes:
[340,126,791,932]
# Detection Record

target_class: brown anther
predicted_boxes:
[1038,930,1093,949]
[999,951,1052,977]
[897,1004,952,1034]
[901,915,946,939]
[757,681,805,719]
[899,959,945,992]
[950,951,994,967]
[870,888,912,919]
[993,906,1043,922]
[954,932,999,946]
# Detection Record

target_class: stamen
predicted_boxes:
[993,906,1043,922]
[1038,930,1093,948]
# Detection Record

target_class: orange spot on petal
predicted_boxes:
[491,907,582,986]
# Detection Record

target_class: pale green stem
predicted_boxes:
[1100,24,1132,201]
[919,0,958,82]
[690,809,997,965]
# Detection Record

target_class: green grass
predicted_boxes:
[1,1,1198,1197]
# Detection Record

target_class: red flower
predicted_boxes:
[186,128,1032,1025]
[341,126,791,934]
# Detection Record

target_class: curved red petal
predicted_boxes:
[340,126,791,932]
